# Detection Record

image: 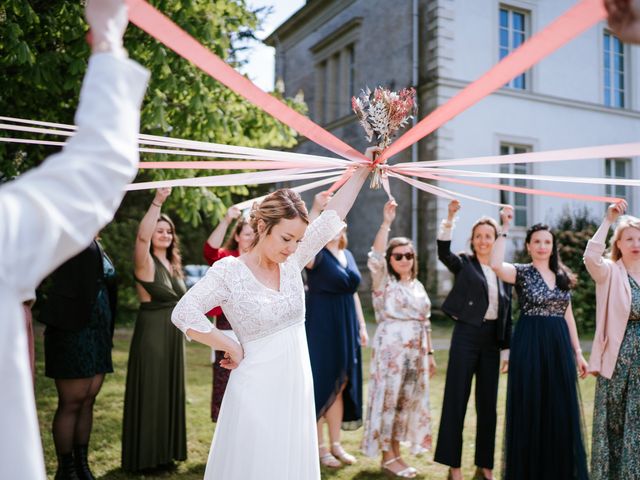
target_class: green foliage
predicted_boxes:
[554,207,603,333]
[1,0,307,317]
[514,206,603,333]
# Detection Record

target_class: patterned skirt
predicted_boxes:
[591,320,640,479]
[361,319,432,457]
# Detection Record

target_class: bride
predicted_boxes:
[171,158,370,479]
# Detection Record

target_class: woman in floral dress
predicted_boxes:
[585,200,640,479]
[362,200,436,479]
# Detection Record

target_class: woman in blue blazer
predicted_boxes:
[433,201,512,480]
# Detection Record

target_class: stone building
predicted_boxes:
[266,0,640,304]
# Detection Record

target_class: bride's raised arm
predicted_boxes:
[293,151,372,270]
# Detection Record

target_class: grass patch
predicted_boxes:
[35,323,595,479]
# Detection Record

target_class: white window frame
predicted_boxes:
[499,5,531,90]
[605,158,632,205]
[499,143,532,228]
[603,30,627,108]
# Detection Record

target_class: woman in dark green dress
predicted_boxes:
[122,187,187,472]
[41,239,117,480]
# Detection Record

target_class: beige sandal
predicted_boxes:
[381,457,417,478]
[319,445,341,469]
[331,442,357,465]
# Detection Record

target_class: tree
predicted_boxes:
[553,207,601,333]
[2,0,307,315]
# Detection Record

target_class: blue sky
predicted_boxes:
[239,0,305,91]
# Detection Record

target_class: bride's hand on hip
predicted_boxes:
[220,343,244,370]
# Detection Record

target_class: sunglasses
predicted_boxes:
[390,252,415,261]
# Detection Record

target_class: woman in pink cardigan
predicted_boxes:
[584,200,640,479]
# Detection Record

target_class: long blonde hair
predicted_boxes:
[610,216,640,261]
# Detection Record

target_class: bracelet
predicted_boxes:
[427,350,435,355]
[574,348,582,354]
[380,224,391,231]
[152,201,162,207]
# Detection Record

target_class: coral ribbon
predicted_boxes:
[124,0,368,164]
[378,0,607,163]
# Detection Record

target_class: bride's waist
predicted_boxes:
[239,319,305,351]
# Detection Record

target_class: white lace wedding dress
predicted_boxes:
[172,210,345,480]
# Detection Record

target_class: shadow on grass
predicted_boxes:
[348,471,427,479]
[97,461,206,479]
[322,466,429,479]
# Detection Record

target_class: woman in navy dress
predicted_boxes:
[305,193,368,469]
[490,206,589,480]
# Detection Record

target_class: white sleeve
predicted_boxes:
[0,52,148,480]
[0,53,149,301]
[367,249,388,292]
[293,209,345,270]
[437,218,456,241]
[172,260,232,340]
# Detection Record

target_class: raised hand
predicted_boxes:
[605,0,640,44]
[382,200,397,226]
[447,200,461,220]
[605,200,628,223]
[364,146,383,164]
[225,205,242,223]
[312,191,332,213]
[154,186,172,205]
[499,205,514,230]
[85,0,128,51]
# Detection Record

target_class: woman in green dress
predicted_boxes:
[122,187,187,472]
[585,200,640,479]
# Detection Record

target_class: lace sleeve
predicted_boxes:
[293,209,345,270]
[171,258,232,341]
[367,250,388,292]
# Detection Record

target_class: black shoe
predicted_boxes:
[73,445,95,480]
[55,452,80,480]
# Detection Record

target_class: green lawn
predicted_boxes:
[34,322,596,479]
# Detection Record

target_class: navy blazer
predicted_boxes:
[437,240,513,349]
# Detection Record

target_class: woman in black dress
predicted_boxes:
[41,239,117,480]
[490,206,589,480]
[434,200,512,480]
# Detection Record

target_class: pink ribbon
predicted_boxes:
[403,142,640,169]
[407,170,619,203]
[125,0,367,164]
